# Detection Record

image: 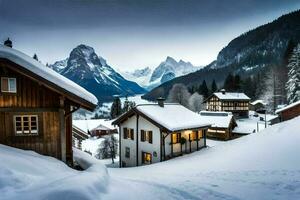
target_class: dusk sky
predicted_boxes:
[0,0,299,71]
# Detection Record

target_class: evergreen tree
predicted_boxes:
[211,79,218,93]
[199,80,209,98]
[286,43,300,104]
[242,76,256,99]
[110,96,122,119]
[233,75,241,91]
[223,73,235,91]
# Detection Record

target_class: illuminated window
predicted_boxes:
[198,130,203,139]
[189,131,197,141]
[123,128,134,140]
[141,130,152,143]
[14,115,38,136]
[142,152,152,165]
[172,133,181,144]
[1,77,16,93]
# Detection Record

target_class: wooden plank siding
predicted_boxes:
[0,63,68,162]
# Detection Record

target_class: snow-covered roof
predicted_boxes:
[275,100,300,114]
[199,111,234,128]
[214,92,250,101]
[73,119,116,133]
[134,104,211,131]
[0,45,98,106]
[250,100,266,105]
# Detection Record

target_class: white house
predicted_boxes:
[112,98,211,167]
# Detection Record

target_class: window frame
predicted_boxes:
[1,77,17,93]
[14,115,39,136]
[172,133,181,144]
[125,147,130,158]
[142,152,152,165]
[141,130,153,144]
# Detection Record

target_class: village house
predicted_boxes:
[199,111,237,140]
[112,98,211,167]
[72,125,89,150]
[73,119,117,137]
[0,41,98,166]
[204,89,250,118]
[249,100,266,112]
[275,100,300,122]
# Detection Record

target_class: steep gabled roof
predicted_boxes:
[0,45,98,110]
[275,100,300,114]
[214,92,250,101]
[113,103,211,132]
[199,111,236,128]
[203,92,250,103]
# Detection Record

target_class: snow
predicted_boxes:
[250,99,266,105]
[275,99,300,114]
[135,104,211,131]
[0,145,108,200]
[214,92,250,100]
[108,116,300,200]
[0,45,98,106]
[199,111,233,128]
[81,137,105,156]
[2,117,300,199]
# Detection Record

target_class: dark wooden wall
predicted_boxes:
[280,104,300,121]
[0,63,70,161]
[0,111,61,159]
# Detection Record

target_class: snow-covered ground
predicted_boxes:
[2,117,300,200]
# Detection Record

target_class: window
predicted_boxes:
[14,115,38,136]
[1,77,16,93]
[189,131,197,141]
[172,133,181,144]
[125,147,130,158]
[123,128,134,140]
[142,152,152,165]
[141,130,153,144]
[198,130,203,139]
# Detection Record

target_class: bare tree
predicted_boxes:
[167,84,191,107]
[189,92,204,112]
[96,135,118,164]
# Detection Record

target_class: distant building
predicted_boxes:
[73,119,117,137]
[72,125,89,150]
[204,89,250,117]
[250,100,266,112]
[275,100,300,122]
[112,99,211,167]
[199,111,237,140]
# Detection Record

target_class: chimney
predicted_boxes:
[157,97,165,107]
[221,89,226,94]
[4,38,12,48]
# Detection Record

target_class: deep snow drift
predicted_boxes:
[1,117,300,200]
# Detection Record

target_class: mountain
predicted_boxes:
[143,10,300,101]
[49,44,146,102]
[121,56,200,90]
[121,67,153,90]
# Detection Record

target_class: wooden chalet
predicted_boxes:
[204,89,250,118]
[275,100,300,122]
[0,41,97,166]
[199,111,237,140]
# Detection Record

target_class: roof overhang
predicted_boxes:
[0,59,97,111]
